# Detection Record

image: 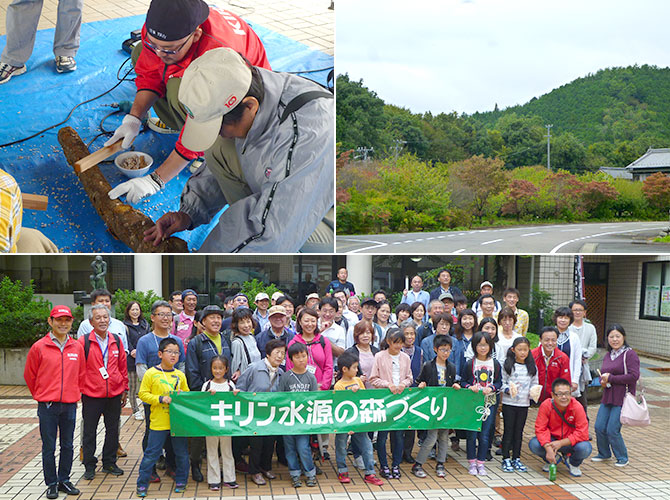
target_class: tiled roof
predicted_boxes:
[626,148,670,170]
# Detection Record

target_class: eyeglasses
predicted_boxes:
[153,312,172,318]
[144,32,194,55]
[553,391,571,398]
[437,347,452,353]
[162,350,180,356]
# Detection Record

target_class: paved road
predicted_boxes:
[337,221,670,253]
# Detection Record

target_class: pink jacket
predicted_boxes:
[370,350,413,389]
[286,333,333,391]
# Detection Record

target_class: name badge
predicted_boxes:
[306,365,317,375]
[99,367,109,380]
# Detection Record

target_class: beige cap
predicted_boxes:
[306,293,320,301]
[178,47,252,151]
[268,305,287,317]
[254,292,270,302]
[271,291,284,301]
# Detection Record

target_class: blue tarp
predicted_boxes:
[0,15,332,252]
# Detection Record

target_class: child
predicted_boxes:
[203,356,239,490]
[461,331,502,476]
[401,322,422,463]
[137,338,190,497]
[370,328,413,479]
[412,335,461,478]
[500,337,538,472]
[333,351,384,486]
[277,343,319,488]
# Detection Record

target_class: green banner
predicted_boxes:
[170,387,486,437]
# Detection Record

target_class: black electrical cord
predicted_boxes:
[0,60,134,149]
[85,109,121,148]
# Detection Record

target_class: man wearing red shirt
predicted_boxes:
[528,378,592,477]
[24,306,85,499]
[532,326,571,402]
[78,304,129,480]
[106,0,271,204]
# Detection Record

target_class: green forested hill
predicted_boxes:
[337,65,670,170]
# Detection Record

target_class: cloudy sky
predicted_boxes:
[337,0,670,115]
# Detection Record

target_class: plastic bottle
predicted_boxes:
[548,463,557,481]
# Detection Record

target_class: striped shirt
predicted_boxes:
[0,169,22,253]
[502,362,539,407]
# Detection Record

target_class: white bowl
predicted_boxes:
[114,151,153,178]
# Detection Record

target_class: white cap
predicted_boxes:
[480,280,493,289]
[254,292,270,302]
[271,291,284,301]
[178,47,252,151]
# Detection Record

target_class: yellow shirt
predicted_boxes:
[334,377,365,391]
[0,169,22,253]
[138,366,189,431]
[205,331,222,355]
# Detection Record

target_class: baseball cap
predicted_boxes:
[179,47,253,152]
[182,289,197,300]
[271,291,284,302]
[361,298,378,308]
[438,292,454,302]
[268,305,287,317]
[306,293,320,301]
[480,281,493,289]
[50,305,73,319]
[145,0,210,42]
[201,305,224,320]
[255,292,270,302]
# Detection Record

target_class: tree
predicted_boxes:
[501,179,539,219]
[450,155,507,221]
[642,172,670,211]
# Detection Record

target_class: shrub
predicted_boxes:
[113,289,163,322]
[0,277,52,348]
[523,285,554,334]
[240,279,281,311]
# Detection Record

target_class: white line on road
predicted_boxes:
[521,232,543,237]
[427,237,435,240]
[550,227,660,254]
[338,238,388,254]
[392,242,402,245]
[437,236,446,239]
[404,240,413,243]
[481,239,504,245]
[453,248,466,254]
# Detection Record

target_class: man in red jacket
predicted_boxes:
[78,304,129,480]
[528,378,592,477]
[106,0,272,204]
[532,326,571,402]
[24,305,85,499]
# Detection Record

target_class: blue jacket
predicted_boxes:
[448,334,471,381]
[185,333,232,391]
[255,327,295,359]
[237,359,284,393]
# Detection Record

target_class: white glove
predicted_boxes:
[108,175,161,204]
[104,114,141,148]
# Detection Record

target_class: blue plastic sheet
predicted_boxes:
[0,15,332,252]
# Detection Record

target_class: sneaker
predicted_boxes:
[208,483,220,491]
[338,472,351,484]
[591,455,611,462]
[380,466,391,479]
[468,462,478,475]
[542,463,550,473]
[485,449,493,461]
[165,466,176,479]
[451,440,460,452]
[174,483,186,493]
[103,464,124,476]
[156,455,167,470]
[305,476,317,487]
[429,448,436,460]
[134,410,144,421]
[55,56,76,73]
[223,481,238,489]
[147,116,178,134]
[615,458,629,467]
[315,465,323,475]
[291,476,302,488]
[322,451,331,460]
[353,455,365,469]
[392,466,401,479]
[0,62,26,84]
[149,472,160,483]
[136,486,147,497]
[235,461,248,473]
[435,463,446,478]
[83,467,95,480]
[495,448,503,455]
[511,458,527,472]
[117,445,127,457]
[567,461,582,477]
[501,458,514,473]
[412,464,427,478]
[364,474,384,486]
[477,463,487,476]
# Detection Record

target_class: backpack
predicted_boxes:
[84,332,122,360]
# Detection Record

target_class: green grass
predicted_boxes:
[653,235,670,243]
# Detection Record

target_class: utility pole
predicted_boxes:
[545,124,553,171]
[392,139,407,162]
[355,146,373,161]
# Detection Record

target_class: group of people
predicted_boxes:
[2,0,333,253]
[24,269,641,498]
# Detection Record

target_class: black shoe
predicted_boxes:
[485,450,493,461]
[46,484,59,499]
[191,463,204,482]
[83,468,95,480]
[404,453,416,464]
[315,465,323,475]
[156,455,167,470]
[322,451,330,460]
[58,481,80,495]
[495,448,503,456]
[102,464,124,476]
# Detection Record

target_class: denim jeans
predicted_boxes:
[594,403,627,461]
[376,430,403,468]
[283,435,315,479]
[37,402,77,486]
[466,408,495,461]
[137,430,189,489]
[528,436,592,466]
[336,433,375,475]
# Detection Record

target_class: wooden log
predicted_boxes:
[57,126,188,253]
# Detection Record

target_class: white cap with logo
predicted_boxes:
[178,47,252,152]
